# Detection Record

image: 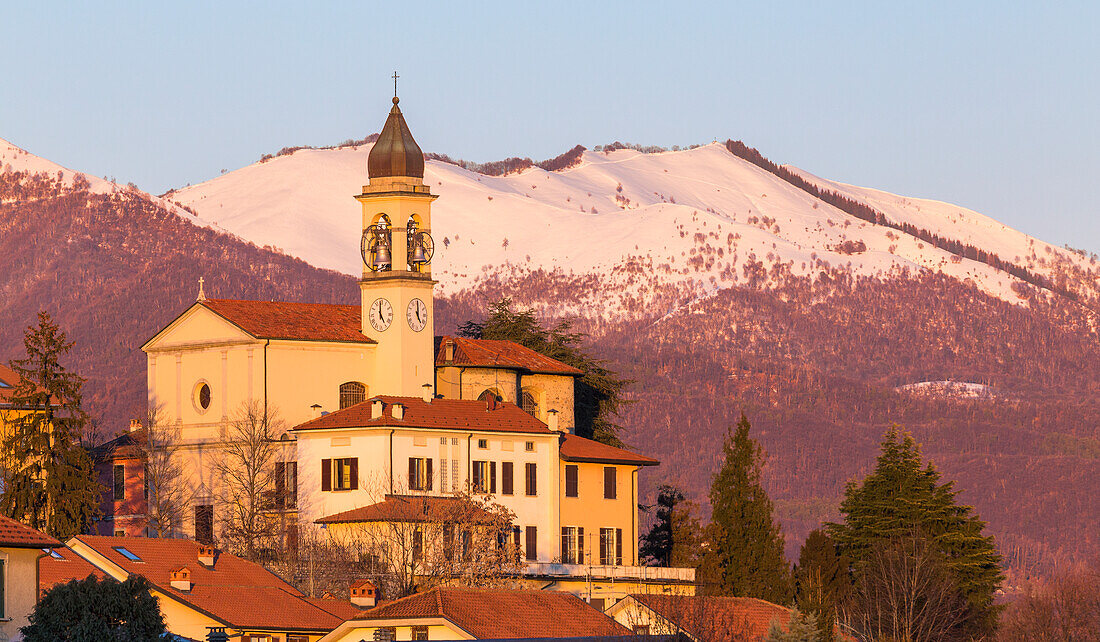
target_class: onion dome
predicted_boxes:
[367,97,425,179]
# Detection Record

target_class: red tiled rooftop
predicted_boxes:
[0,515,60,548]
[0,363,60,407]
[560,433,659,466]
[352,587,629,638]
[626,594,793,642]
[436,336,583,375]
[293,395,553,434]
[70,536,351,632]
[39,546,106,595]
[199,299,375,344]
[317,494,497,525]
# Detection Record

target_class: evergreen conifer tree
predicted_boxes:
[826,427,1003,636]
[641,484,704,567]
[764,607,821,642]
[23,575,166,641]
[0,312,102,539]
[794,530,849,642]
[701,413,793,602]
[459,298,631,446]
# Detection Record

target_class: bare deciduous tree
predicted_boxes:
[997,559,1100,641]
[213,400,287,560]
[141,403,193,537]
[840,536,969,642]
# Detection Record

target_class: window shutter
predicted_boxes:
[599,529,609,565]
[409,458,417,490]
[578,527,584,563]
[274,462,285,509]
[616,528,623,565]
[502,462,513,495]
[472,462,481,491]
[426,458,434,491]
[321,459,331,491]
[561,528,568,563]
[490,462,497,494]
[604,467,617,499]
[526,526,537,561]
[349,458,359,490]
[566,465,578,497]
[526,463,537,496]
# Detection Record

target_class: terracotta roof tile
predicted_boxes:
[69,536,350,632]
[0,363,61,407]
[292,395,552,435]
[0,515,61,548]
[39,546,106,595]
[316,494,496,525]
[436,336,583,375]
[559,433,659,467]
[354,587,629,638]
[627,594,792,642]
[200,299,375,344]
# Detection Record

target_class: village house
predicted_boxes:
[0,515,61,641]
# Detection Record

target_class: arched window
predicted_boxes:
[521,390,538,417]
[478,389,501,403]
[340,382,367,410]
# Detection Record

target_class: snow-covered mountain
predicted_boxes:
[166,142,1098,315]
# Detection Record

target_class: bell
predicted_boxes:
[372,244,391,268]
[410,241,428,264]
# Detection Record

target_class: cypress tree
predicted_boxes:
[702,413,793,602]
[826,427,1003,636]
[1,312,102,539]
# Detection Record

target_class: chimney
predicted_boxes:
[443,339,455,363]
[547,409,560,432]
[206,627,229,642]
[170,567,192,592]
[310,404,322,419]
[421,384,433,403]
[371,399,384,420]
[392,403,405,420]
[198,545,215,567]
[350,580,378,608]
[129,419,141,432]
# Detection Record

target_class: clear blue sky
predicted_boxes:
[3,1,1098,252]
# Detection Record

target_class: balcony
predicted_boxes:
[522,562,695,583]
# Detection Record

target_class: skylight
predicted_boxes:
[0,378,10,388]
[113,546,142,561]
[44,548,64,559]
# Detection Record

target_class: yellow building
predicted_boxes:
[0,515,61,640]
[133,93,695,606]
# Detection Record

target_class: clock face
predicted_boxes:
[407,298,428,332]
[368,298,393,332]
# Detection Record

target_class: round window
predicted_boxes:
[198,383,211,410]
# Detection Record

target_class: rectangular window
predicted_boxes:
[441,458,448,493]
[194,505,213,544]
[478,438,488,449]
[525,526,537,561]
[525,441,535,452]
[412,626,429,641]
[490,461,497,494]
[288,636,310,642]
[560,526,584,564]
[603,466,617,499]
[412,527,423,562]
[451,459,459,492]
[331,458,358,491]
[565,465,578,498]
[274,461,297,509]
[525,462,537,496]
[501,462,514,495]
[472,461,489,493]
[600,528,617,565]
[408,457,432,491]
[113,464,125,501]
[443,524,455,562]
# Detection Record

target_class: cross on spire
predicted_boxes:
[197,276,206,302]
[392,71,400,98]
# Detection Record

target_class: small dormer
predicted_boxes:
[350,580,378,608]
[198,544,216,568]
[170,567,192,592]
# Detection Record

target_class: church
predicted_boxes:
[99,94,694,604]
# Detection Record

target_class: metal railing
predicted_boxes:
[522,561,695,582]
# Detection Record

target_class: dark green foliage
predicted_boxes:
[794,530,850,642]
[826,427,1003,636]
[458,298,631,446]
[641,484,704,568]
[22,574,167,641]
[701,414,793,603]
[1,312,102,539]
[764,607,821,642]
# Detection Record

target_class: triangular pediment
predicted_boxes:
[142,303,258,351]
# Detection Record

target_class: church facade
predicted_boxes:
[101,95,694,603]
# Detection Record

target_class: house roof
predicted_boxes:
[0,514,61,548]
[0,363,60,407]
[196,299,375,344]
[316,494,497,525]
[621,594,793,642]
[91,428,146,462]
[559,433,659,467]
[39,546,106,594]
[349,587,629,638]
[436,336,583,376]
[292,395,553,435]
[67,536,353,632]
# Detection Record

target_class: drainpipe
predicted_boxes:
[389,430,395,495]
[262,340,270,415]
[466,434,472,493]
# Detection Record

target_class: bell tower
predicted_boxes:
[357,94,438,398]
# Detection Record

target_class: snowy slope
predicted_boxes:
[167,141,1097,315]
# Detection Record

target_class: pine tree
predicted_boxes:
[826,427,1003,636]
[794,530,849,642]
[0,312,102,539]
[701,413,793,602]
[459,298,631,446]
[764,607,821,642]
[641,484,704,567]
